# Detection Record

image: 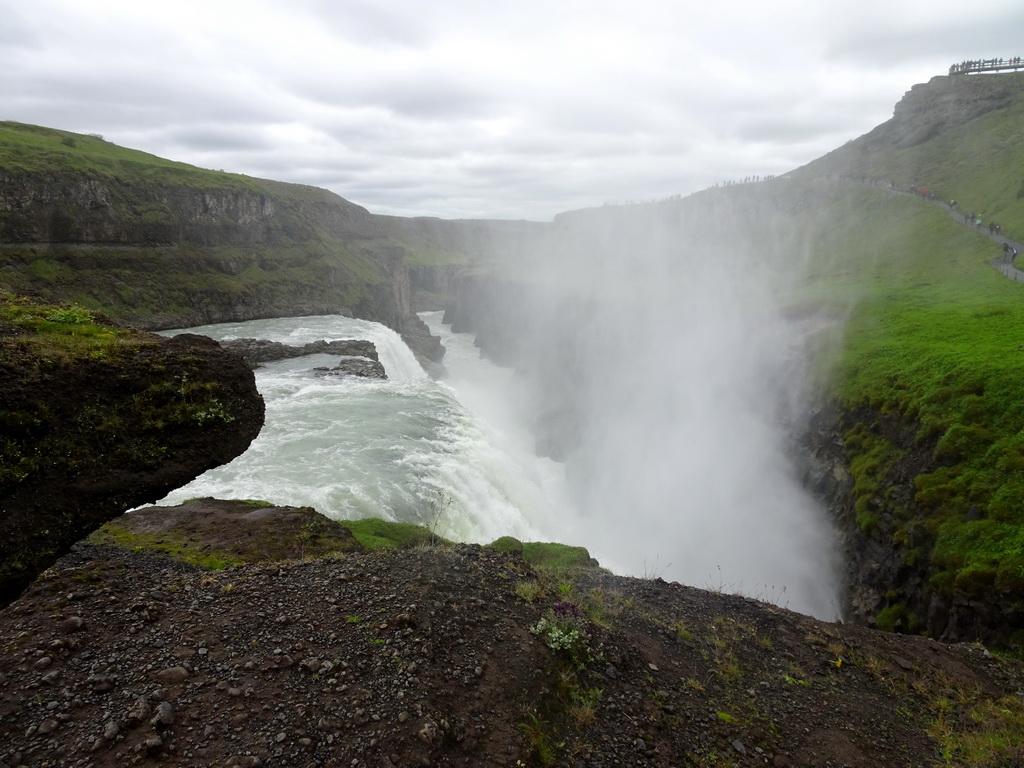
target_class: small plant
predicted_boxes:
[518,712,556,767]
[531,601,598,666]
[44,306,94,324]
[426,489,451,542]
[515,580,544,603]
[193,397,235,425]
[672,620,694,643]
[567,686,602,727]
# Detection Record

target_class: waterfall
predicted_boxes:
[154,314,567,545]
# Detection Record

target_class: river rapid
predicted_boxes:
[156,312,573,546]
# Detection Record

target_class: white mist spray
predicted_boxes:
[481,193,840,617]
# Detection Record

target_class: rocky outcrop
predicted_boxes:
[312,358,387,379]
[4,530,1024,767]
[800,71,1024,176]
[218,337,388,378]
[865,73,1024,150]
[0,305,264,606]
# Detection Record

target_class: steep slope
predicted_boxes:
[797,71,1024,233]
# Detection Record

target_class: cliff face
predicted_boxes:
[864,73,1024,150]
[0,297,264,606]
[804,404,1024,649]
[801,71,1024,177]
[0,172,282,245]
[0,131,448,362]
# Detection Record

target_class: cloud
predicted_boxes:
[1,0,1019,219]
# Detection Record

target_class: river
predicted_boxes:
[155,312,573,546]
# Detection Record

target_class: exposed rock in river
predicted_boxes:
[218,337,380,366]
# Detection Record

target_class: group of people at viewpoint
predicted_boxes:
[948,56,1024,74]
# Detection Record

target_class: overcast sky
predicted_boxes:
[2,0,1022,220]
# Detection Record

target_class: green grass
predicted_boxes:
[0,291,136,357]
[798,179,1024,623]
[337,517,450,549]
[522,542,600,570]
[0,121,257,190]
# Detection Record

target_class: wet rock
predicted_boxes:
[220,338,380,367]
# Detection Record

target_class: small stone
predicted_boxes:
[104,721,120,740]
[126,697,151,727]
[398,711,410,723]
[275,731,287,743]
[60,616,85,633]
[418,718,442,746]
[604,665,618,679]
[151,701,175,727]
[89,673,115,692]
[37,718,59,735]
[733,739,747,755]
[34,656,52,670]
[156,666,189,685]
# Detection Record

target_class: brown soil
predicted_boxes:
[1,502,1023,768]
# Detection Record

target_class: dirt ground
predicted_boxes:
[1,502,1023,768]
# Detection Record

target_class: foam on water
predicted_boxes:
[155,314,567,544]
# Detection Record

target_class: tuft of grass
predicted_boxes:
[337,517,450,550]
[521,542,600,570]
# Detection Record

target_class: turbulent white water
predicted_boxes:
[156,314,568,544]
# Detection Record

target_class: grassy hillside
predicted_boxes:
[782,71,1024,642]
[0,121,257,191]
[802,72,1024,235]
[813,185,1024,613]
[0,122,481,333]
